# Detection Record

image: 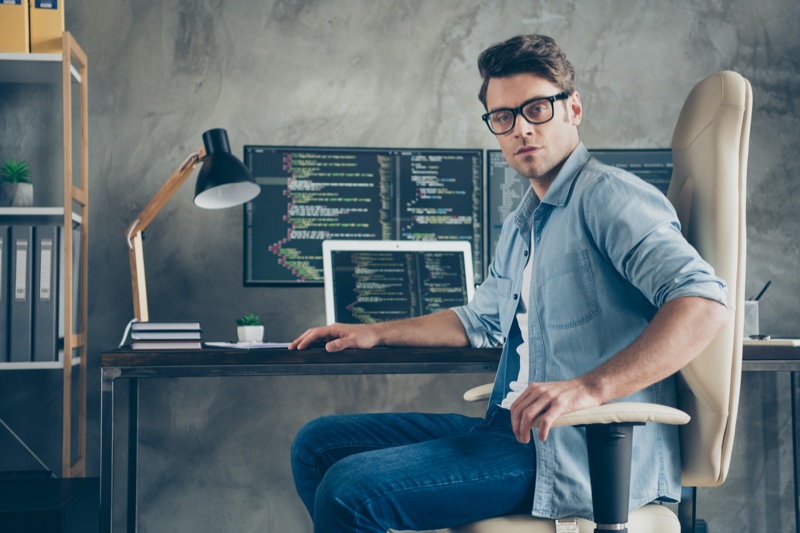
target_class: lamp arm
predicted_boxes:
[125,148,206,247]
[125,147,206,322]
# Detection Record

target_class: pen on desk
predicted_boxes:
[752,280,772,301]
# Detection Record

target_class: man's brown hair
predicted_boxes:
[477,34,576,108]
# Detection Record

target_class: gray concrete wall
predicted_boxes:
[1,0,799,531]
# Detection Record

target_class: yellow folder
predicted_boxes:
[29,0,64,53]
[0,0,30,53]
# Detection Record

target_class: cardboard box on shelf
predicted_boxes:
[0,0,31,54]
[29,0,64,53]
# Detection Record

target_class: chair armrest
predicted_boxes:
[463,383,494,402]
[548,403,690,427]
[462,383,691,427]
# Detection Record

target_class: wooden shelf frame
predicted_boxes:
[60,31,89,478]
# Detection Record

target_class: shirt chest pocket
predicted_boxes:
[539,249,600,329]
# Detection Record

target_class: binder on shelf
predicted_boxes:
[0,226,9,362]
[0,0,30,54]
[29,0,64,54]
[58,225,81,358]
[32,225,60,362]
[9,225,33,362]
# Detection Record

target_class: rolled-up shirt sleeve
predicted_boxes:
[584,173,728,309]
[451,264,508,349]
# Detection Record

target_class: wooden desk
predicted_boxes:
[99,344,800,533]
[99,346,501,533]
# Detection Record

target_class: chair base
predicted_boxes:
[437,503,680,533]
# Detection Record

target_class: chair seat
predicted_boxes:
[438,503,679,533]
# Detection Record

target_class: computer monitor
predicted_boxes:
[486,150,530,261]
[322,240,475,325]
[243,146,484,285]
[589,148,673,195]
[486,148,672,259]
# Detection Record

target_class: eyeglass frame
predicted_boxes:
[481,91,571,135]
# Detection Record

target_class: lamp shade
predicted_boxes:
[193,128,260,209]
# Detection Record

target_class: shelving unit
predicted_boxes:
[0,33,88,478]
[0,207,82,224]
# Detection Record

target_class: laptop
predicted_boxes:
[322,240,475,325]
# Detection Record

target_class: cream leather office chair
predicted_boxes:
[440,71,752,533]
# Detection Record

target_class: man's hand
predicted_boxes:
[289,310,470,352]
[288,323,381,352]
[510,378,602,443]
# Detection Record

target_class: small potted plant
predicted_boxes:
[0,160,33,207]
[236,313,264,343]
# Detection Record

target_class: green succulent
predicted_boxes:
[1,160,31,184]
[236,313,262,326]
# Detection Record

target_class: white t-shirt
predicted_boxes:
[500,237,533,409]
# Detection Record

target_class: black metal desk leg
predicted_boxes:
[791,372,800,533]
[100,368,117,533]
[127,379,139,533]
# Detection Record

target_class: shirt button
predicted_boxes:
[524,250,529,257]
[513,294,518,300]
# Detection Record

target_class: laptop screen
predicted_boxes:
[322,240,475,325]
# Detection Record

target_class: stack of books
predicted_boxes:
[129,321,203,350]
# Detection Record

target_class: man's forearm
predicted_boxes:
[583,296,729,404]
[372,309,471,348]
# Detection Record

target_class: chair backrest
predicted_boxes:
[668,71,752,487]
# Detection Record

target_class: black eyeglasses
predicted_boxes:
[482,91,570,135]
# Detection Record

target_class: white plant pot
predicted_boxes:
[0,182,33,207]
[237,325,264,343]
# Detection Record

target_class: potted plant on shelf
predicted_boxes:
[236,313,265,343]
[0,160,33,207]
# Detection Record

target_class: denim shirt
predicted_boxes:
[452,143,728,520]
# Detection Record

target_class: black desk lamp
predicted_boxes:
[125,128,260,321]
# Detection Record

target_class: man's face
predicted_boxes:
[485,73,582,195]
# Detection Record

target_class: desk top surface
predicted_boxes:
[100,346,503,368]
[101,343,800,368]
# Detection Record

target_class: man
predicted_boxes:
[289,34,729,532]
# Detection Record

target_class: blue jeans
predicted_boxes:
[290,407,537,532]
